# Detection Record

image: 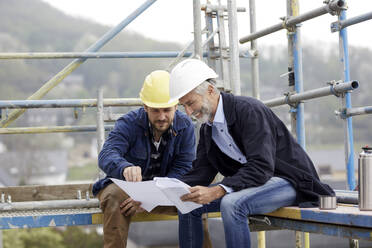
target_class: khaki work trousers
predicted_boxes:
[98,183,212,248]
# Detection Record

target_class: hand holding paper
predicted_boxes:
[110,177,202,214]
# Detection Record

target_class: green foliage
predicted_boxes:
[3,227,103,248]
[58,226,103,248]
[3,228,64,248]
[67,162,99,181]
[3,229,24,248]
[0,0,371,148]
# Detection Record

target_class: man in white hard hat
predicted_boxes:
[92,70,196,248]
[169,59,334,248]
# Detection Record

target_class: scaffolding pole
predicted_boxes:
[217,0,231,91]
[227,0,241,95]
[193,0,203,59]
[345,105,372,117]
[331,11,372,32]
[290,0,306,149]
[0,51,199,59]
[288,0,306,245]
[0,98,142,109]
[249,0,260,99]
[205,3,217,71]
[0,0,157,128]
[264,81,358,107]
[0,125,114,134]
[0,199,99,211]
[96,88,106,180]
[96,89,105,153]
[239,0,346,44]
[338,9,356,191]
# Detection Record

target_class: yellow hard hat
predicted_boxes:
[139,70,179,108]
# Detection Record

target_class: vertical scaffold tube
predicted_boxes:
[288,0,308,246]
[339,9,356,191]
[205,4,217,71]
[193,0,203,59]
[291,1,306,149]
[249,0,264,245]
[227,0,241,95]
[96,88,106,180]
[217,0,231,91]
[249,0,260,99]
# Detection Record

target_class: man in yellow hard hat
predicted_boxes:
[92,70,196,248]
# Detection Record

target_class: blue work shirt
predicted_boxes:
[209,95,247,193]
[210,95,247,164]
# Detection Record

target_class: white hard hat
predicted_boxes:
[169,59,218,102]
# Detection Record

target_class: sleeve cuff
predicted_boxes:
[219,184,234,194]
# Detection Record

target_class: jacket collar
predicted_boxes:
[136,107,187,133]
[220,92,236,126]
[203,92,236,152]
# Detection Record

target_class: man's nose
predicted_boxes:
[158,111,167,120]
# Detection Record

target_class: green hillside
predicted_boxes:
[0,0,371,147]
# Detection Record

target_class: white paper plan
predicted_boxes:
[110,177,202,214]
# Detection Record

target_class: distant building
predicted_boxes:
[0,150,68,186]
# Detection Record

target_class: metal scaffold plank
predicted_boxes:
[266,205,372,229]
[0,209,101,229]
[267,216,372,241]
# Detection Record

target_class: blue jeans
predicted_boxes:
[178,177,297,248]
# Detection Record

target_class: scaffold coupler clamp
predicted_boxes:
[327,80,342,97]
[280,16,295,34]
[331,20,342,32]
[336,107,348,119]
[325,0,348,16]
[284,91,298,109]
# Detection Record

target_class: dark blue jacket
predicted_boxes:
[182,93,334,207]
[93,108,196,196]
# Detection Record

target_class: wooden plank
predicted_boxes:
[0,184,94,202]
[267,205,372,229]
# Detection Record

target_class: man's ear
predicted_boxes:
[143,104,148,112]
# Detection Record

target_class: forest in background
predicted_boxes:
[1,0,371,151]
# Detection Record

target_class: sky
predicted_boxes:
[42,0,372,50]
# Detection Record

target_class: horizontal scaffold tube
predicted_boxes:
[345,105,372,117]
[0,199,99,211]
[0,98,142,109]
[0,51,205,60]
[201,4,246,12]
[263,81,358,108]
[0,125,114,134]
[239,0,345,43]
[331,11,372,32]
[334,190,358,204]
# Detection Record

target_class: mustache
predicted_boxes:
[155,120,169,124]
